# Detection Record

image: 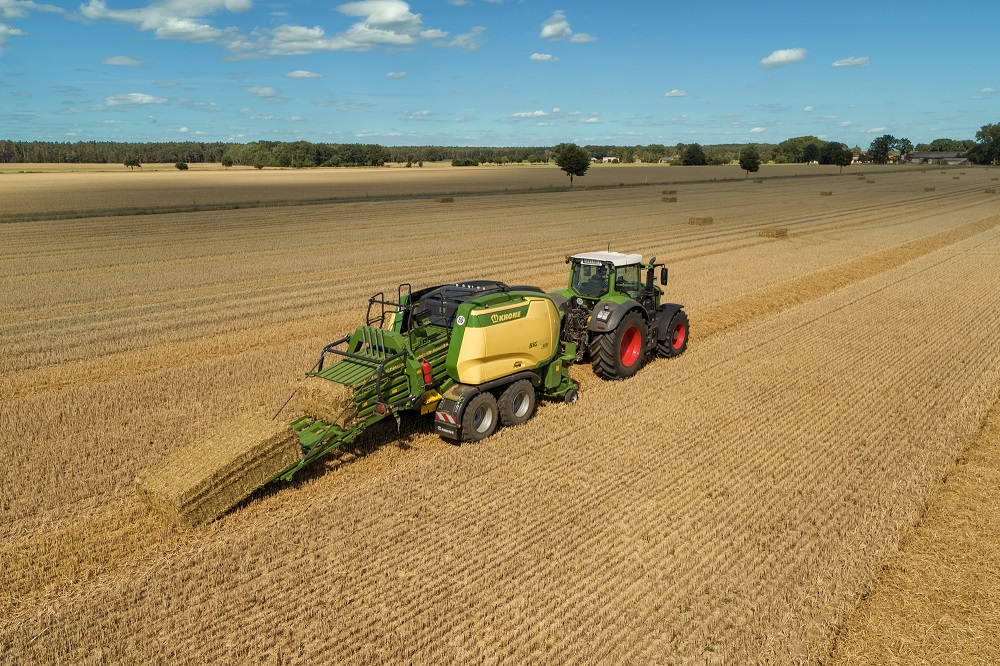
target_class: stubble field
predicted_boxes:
[1,164,998,664]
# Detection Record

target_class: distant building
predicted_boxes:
[602,156,619,163]
[905,151,969,166]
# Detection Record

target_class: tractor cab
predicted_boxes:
[561,251,666,308]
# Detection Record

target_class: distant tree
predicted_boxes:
[895,138,913,160]
[975,122,1000,165]
[221,155,233,168]
[802,143,821,163]
[254,163,264,170]
[175,161,188,170]
[818,141,846,165]
[833,148,853,173]
[868,134,896,164]
[738,145,762,178]
[123,155,140,170]
[451,158,480,166]
[554,143,591,186]
[680,143,707,166]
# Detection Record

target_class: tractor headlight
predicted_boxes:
[596,308,611,322]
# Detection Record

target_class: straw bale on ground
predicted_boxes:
[759,227,788,238]
[662,196,677,202]
[688,216,713,226]
[435,197,454,203]
[820,191,832,196]
[661,189,677,194]
[136,416,301,529]
[986,188,996,194]
[924,187,936,191]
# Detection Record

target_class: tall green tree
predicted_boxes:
[802,143,821,163]
[680,143,707,166]
[975,123,1000,165]
[868,134,896,164]
[833,148,853,174]
[896,138,913,159]
[738,145,762,178]
[123,155,140,170]
[553,143,591,186]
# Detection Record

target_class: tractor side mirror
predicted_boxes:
[660,266,668,285]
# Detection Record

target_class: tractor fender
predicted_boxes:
[547,292,570,314]
[654,303,685,342]
[587,299,646,334]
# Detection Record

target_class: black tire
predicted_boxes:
[657,310,689,358]
[461,392,499,442]
[498,380,536,427]
[563,388,579,404]
[590,311,647,380]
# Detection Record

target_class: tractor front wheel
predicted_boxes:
[657,310,689,358]
[461,392,499,442]
[590,311,648,380]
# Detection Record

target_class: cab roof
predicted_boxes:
[570,251,643,267]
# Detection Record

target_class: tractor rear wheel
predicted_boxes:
[461,392,499,442]
[498,380,536,427]
[657,310,689,358]
[590,311,647,380]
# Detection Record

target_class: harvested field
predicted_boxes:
[2,165,999,664]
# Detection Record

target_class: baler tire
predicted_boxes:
[498,380,536,427]
[461,392,499,442]
[590,311,647,380]
[657,310,689,358]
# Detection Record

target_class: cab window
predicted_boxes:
[571,262,609,297]
[615,264,641,299]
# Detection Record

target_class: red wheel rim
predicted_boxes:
[671,322,687,350]
[619,325,642,366]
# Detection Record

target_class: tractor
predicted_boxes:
[550,251,688,379]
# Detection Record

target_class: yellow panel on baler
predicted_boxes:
[453,296,561,385]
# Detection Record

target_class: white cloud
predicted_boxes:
[244,85,286,102]
[581,117,599,123]
[101,92,168,107]
[530,52,557,62]
[803,105,814,112]
[664,89,687,97]
[0,23,26,47]
[286,70,323,78]
[79,0,249,44]
[1,1,63,20]
[437,25,485,52]
[513,110,547,119]
[386,71,407,78]
[750,127,766,133]
[759,48,807,69]
[980,87,997,94]
[831,56,870,67]
[539,10,592,42]
[101,55,145,67]
[866,126,887,133]
[539,10,571,40]
[406,110,431,119]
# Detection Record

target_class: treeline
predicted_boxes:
[1,130,994,167]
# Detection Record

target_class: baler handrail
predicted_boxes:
[315,338,409,406]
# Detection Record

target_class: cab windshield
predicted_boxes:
[571,261,610,297]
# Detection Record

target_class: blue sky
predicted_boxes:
[1,0,997,147]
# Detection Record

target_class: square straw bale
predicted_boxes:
[136,415,301,529]
[662,196,677,202]
[661,189,677,194]
[759,227,788,238]
[924,187,936,191]
[292,377,357,426]
[820,191,833,196]
[435,197,454,203]
[688,216,714,226]
[986,189,997,194]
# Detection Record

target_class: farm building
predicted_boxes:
[905,151,970,165]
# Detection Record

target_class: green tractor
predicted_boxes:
[550,251,689,379]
